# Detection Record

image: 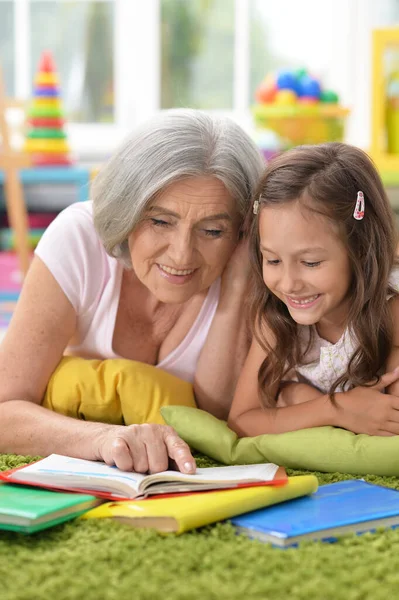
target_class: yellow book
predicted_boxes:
[82,475,318,534]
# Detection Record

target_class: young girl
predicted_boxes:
[228,142,399,438]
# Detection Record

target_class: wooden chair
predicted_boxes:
[0,64,31,277]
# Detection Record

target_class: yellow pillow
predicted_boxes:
[43,356,196,425]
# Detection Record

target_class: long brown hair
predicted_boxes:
[248,143,398,406]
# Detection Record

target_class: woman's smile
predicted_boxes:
[156,263,198,285]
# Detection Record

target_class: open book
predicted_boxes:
[0,454,287,500]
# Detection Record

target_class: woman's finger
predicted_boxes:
[163,428,196,474]
[126,430,149,473]
[144,434,169,474]
[110,437,134,471]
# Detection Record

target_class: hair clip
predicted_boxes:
[353,191,365,221]
[253,199,260,215]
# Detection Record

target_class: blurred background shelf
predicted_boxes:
[0,167,90,211]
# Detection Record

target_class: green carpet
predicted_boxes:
[2,454,399,600]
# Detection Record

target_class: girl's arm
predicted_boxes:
[228,332,399,437]
[276,381,323,407]
[227,336,335,436]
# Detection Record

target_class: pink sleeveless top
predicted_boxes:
[35,202,221,383]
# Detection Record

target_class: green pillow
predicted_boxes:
[161,405,399,476]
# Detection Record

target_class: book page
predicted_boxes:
[141,463,281,493]
[12,455,147,496]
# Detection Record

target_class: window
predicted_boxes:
[30,1,114,123]
[1,0,399,158]
[160,0,235,109]
[0,1,14,95]
[1,0,117,157]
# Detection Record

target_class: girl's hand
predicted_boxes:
[334,368,399,436]
[96,424,196,473]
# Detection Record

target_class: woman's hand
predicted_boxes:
[194,237,252,418]
[221,238,251,295]
[334,368,399,436]
[97,423,196,473]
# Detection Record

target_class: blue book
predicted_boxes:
[231,480,399,547]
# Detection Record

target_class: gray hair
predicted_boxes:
[92,108,264,267]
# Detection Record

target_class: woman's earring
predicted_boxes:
[353,191,365,221]
[253,200,260,215]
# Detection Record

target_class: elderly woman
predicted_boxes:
[0,109,264,473]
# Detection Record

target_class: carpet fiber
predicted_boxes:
[1,454,399,600]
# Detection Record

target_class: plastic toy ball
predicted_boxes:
[320,89,339,103]
[275,89,298,105]
[294,67,308,80]
[276,70,299,94]
[299,96,319,105]
[255,81,277,104]
[252,68,348,149]
[294,68,308,96]
[262,73,276,87]
[298,75,321,99]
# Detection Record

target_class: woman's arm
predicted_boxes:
[193,285,249,420]
[0,258,106,456]
[385,295,399,396]
[0,257,78,410]
[193,241,250,420]
[0,257,196,473]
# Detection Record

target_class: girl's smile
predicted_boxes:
[285,294,321,309]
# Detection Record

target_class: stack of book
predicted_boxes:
[2,455,399,546]
[0,455,313,534]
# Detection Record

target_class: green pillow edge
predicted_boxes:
[161,405,399,476]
